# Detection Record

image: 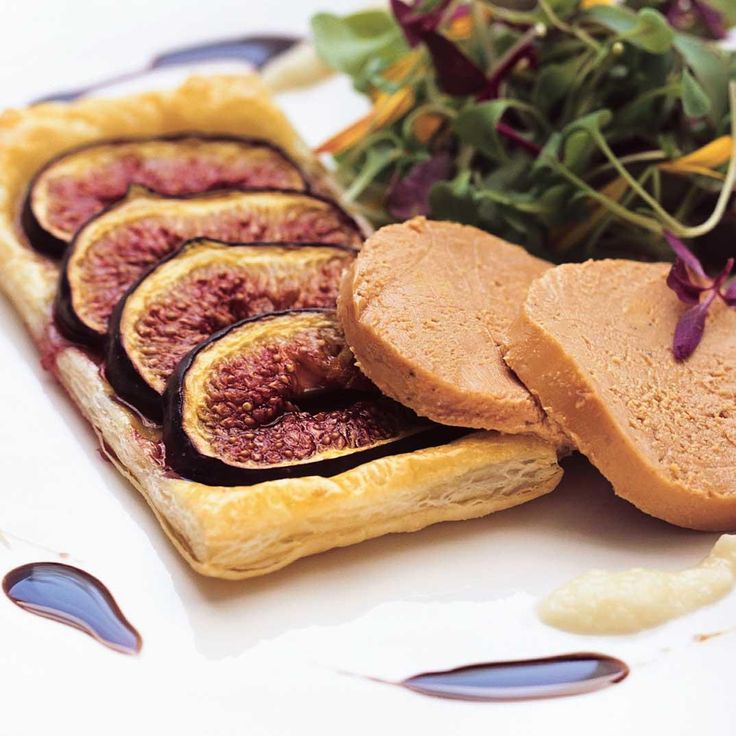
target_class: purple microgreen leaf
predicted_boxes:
[666,0,726,38]
[495,121,543,156]
[722,279,736,306]
[480,32,538,101]
[421,30,488,96]
[390,0,422,47]
[390,1,490,98]
[422,0,453,26]
[387,152,453,220]
[667,0,696,31]
[712,257,735,290]
[666,258,707,304]
[449,3,471,23]
[666,1,687,30]
[692,0,727,40]
[390,0,452,47]
[663,230,707,278]
[672,292,716,360]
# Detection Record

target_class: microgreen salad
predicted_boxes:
[311,0,736,358]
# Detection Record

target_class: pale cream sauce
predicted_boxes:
[539,535,736,634]
[261,42,334,92]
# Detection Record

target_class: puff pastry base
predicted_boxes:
[0,75,563,578]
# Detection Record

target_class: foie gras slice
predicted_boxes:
[338,217,562,440]
[503,259,736,531]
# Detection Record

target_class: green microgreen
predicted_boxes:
[311,0,736,263]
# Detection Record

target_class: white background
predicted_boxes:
[0,2,733,734]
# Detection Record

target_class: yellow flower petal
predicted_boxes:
[373,88,416,129]
[659,136,733,174]
[383,51,421,83]
[599,176,629,201]
[448,14,474,40]
[412,112,444,143]
[660,164,726,181]
[316,87,415,155]
[367,50,422,102]
[581,0,614,7]
[315,116,374,155]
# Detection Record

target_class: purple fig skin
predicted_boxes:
[105,241,357,422]
[22,133,311,259]
[161,309,467,486]
[53,187,367,349]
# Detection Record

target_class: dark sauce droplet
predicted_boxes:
[151,35,300,70]
[3,562,141,655]
[399,653,629,701]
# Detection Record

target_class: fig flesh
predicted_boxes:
[23,135,307,257]
[56,188,364,346]
[163,309,464,485]
[107,240,356,421]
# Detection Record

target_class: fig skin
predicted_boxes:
[21,134,309,258]
[106,240,357,422]
[21,200,63,259]
[55,258,99,346]
[54,188,366,348]
[162,309,466,485]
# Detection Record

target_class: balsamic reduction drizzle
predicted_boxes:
[152,35,299,70]
[3,562,142,655]
[396,653,629,701]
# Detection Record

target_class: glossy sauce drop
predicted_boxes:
[151,34,299,70]
[3,562,142,655]
[398,653,628,701]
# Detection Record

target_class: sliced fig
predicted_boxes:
[107,239,356,421]
[22,135,307,257]
[162,309,464,485]
[56,189,365,346]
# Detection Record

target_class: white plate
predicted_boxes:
[0,2,733,734]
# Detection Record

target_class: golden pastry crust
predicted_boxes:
[0,75,563,578]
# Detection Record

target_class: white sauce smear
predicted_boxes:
[539,534,736,634]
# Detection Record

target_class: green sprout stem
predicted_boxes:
[473,0,495,69]
[584,167,654,256]
[572,44,616,118]
[502,99,551,133]
[343,148,402,201]
[456,144,475,170]
[675,81,736,239]
[339,129,404,171]
[401,102,457,141]
[651,166,662,202]
[538,0,601,53]
[592,130,686,232]
[617,81,683,121]
[674,183,701,221]
[481,2,538,26]
[588,150,667,179]
[544,154,663,235]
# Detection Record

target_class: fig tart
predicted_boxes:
[0,74,562,578]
